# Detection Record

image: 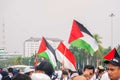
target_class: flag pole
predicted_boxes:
[34,50,38,67]
[61,47,67,70]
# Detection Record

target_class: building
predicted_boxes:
[24,37,63,57]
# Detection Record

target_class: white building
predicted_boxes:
[24,37,63,57]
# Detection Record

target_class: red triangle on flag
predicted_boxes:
[38,37,47,54]
[68,20,83,43]
[103,48,120,61]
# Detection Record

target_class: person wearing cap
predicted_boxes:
[91,65,105,80]
[105,57,120,80]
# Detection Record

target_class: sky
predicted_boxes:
[0,0,120,53]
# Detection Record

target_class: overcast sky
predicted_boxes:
[0,0,120,53]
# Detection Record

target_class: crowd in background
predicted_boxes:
[0,56,120,80]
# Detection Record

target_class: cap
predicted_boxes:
[105,57,120,66]
[24,66,35,74]
[98,65,104,70]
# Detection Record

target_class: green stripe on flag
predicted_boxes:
[70,38,94,55]
[38,52,56,68]
[38,52,49,59]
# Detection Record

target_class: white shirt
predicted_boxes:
[31,73,51,80]
[63,77,68,80]
[0,74,2,80]
[100,72,110,80]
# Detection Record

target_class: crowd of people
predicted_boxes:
[0,55,120,80]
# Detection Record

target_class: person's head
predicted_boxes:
[61,70,68,79]
[8,67,13,73]
[36,60,54,78]
[66,69,73,76]
[11,73,31,80]
[83,65,95,79]
[24,66,35,77]
[97,65,105,78]
[105,57,120,80]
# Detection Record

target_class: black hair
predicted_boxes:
[84,65,95,73]
[11,73,31,80]
[62,70,68,75]
[37,60,54,77]
[77,69,83,75]
[8,67,13,73]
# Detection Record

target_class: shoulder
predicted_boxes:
[31,73,51,80]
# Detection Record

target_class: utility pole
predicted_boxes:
[1,17,6,53]
[109,13,115,48]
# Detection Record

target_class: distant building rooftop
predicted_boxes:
[25,37,63,42]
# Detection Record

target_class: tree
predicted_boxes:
[15,56,22,65]
[94,34,105,59]
[117,44,120,55]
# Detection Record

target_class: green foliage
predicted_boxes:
[69,45,111,69]
[0,55,40,68]
[0,58,16,68]
[117,44,120,55]
[93,34,102,44]
[15,56,23,65]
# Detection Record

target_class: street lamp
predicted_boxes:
[109,13,115,48]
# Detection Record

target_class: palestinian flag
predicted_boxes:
[68,20,98,56]
[37,37,57,68]
[56,41,76,71]
[103,48,120,61]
